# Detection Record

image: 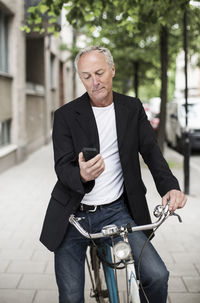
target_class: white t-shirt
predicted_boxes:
[81,102,124,206]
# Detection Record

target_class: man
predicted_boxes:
[40,46,187,303]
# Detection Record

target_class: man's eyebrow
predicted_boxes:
[80,69,104,74]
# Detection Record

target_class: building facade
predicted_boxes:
[0,0,84,173]
[174,51,200,98]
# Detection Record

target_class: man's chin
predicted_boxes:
[95,96,108,103]
[90,91,107,102]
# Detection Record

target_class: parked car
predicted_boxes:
[150,113,160,133]
[149,97,161,116]
[143,103,152,121]
[148,97,161,133]
[166,97,200,151]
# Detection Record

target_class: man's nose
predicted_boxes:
[92,76,100,87]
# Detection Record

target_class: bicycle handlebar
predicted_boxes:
[69,203,182,239]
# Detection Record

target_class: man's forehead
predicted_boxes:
[78,51,108,73]
[81,68,104,74]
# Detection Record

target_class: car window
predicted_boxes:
[180,102,200,118]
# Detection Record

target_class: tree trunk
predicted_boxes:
[133,61,139,98]
[157,25,168,153]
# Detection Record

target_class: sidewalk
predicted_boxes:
[0,144,200,303]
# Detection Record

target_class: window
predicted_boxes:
[0,119,11,147]
[0,10,9,73]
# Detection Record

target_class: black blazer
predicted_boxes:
[40,91,180,251]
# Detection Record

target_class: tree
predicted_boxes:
[25,0,195,152]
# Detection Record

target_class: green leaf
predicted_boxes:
[27,7,36,13]
[20,25,26,32]
[20,25,31,33]
[35,17,42,24]
[27,19,33,25]
[54,31,59,37]
[40,28,45,34]
[40,4,49,14]
[48,11,56,17]
[47,26,55,33]
[33,26,41,32]
[49,17,57,24]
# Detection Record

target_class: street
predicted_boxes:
[0,144,200,303]
[190,152,200,173]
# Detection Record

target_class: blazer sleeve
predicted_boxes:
[52,109,94,195]
[138,100,180,197]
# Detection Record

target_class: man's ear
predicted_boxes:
[112,64,115,78]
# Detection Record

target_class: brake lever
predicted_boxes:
[153,203,182,223]
[170,212,182,223]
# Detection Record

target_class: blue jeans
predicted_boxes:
[54,198,169,303]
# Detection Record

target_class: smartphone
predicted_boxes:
[82,147,98,161]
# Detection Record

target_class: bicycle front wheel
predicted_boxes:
[89,245,110,303]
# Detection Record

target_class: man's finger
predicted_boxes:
[87,154,101,166]
[79,152,85,163]
[162,192,170,206]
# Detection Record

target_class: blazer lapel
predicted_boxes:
[113,92,130,150]
[75,93,100,151]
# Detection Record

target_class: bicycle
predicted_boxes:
[69,203,182,303]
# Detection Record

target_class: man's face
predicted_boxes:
[77,50,115,106]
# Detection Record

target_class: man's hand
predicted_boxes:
[162,189,187,212]
[78,152,105,182]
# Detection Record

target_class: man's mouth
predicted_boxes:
[92,87,104,93]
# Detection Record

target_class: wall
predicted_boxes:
[0,0,80,173]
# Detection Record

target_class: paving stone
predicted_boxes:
[20,238,42,250]
[0,261,10,273]
[0,249,33,261]
[0,231,14,240]
[159,252,175,264]
[171,252,200,263]
[168,277,187,292]
[0,238,24,249]
[7,260,46,274]
[182,238,200,252]
[0,273,22,288]
[33,290,58,303]
[18,274,57,290]
[167,262,199,277]
[31,249,53,261]
[195,263,200,275]
[169,293,200,303]
[155,238,186,253]
[44,261,54,274]
[183,277,200,292]
[0,289,35,303]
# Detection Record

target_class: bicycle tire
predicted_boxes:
[90,245,110,303]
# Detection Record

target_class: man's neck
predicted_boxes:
[90,92,113,107]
